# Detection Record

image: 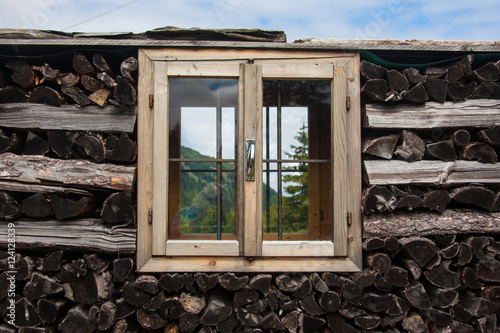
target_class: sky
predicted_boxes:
[1,0,499,42]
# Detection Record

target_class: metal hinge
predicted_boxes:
[347,211,352,225]
[346,96,351,110]
[149,94,154,108]
[148,210,153,224]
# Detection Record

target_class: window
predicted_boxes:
[137,48,361,272]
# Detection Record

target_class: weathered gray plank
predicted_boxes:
[0,180,91,196]
[0,219,136,254]
[363,100,500,129]
[364,160,500,186]
[364,209,500,238]
[0,153,135,190]
[0,103,137,133]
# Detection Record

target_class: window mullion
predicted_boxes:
[243,62,263,257]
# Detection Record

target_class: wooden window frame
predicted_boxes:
[137,48,362,272]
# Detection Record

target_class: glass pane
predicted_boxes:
[168,78,237,240]
[262,80,331,241]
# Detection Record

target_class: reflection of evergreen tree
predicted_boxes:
[266,122,309,234]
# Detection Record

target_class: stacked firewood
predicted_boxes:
[363,128,499,164]
[0,52,137,107]
[363,184,500,214]
[1,234,498,332]
[0,52,138,225]
[361,55,500,102]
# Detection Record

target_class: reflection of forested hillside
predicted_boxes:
[178,146,277,234]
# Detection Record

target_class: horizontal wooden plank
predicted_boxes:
[0,153,135,190]
[167,62,240,77]
[0,180,91,196]
[261,241,335,257]
[363,100,500,129]
[0,103,137,133]
[139,256,361,272]
[364,160,500,186]
[364,209,500,238]
[0,219,136,254]
[166,240,239,256]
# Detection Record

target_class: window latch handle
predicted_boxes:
[245,139,255,181]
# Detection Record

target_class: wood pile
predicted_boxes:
[361,56,500,103]
[1,234,498,332]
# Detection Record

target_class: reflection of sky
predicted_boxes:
[181,107,235,159]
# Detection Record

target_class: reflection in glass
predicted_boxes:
[168,78,237,239]
[263,80,332,241]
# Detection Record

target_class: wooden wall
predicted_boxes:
[0,48,498,332]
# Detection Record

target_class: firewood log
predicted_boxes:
[341,279,363,305]
[362,134,398,159]
[33,63,59,84]
[112,258,133,282]
[460,266,483,289]
[38,297,70,324]
[72,52,95,74]
[0,130,22,154]
[400,236,438,267]
[428,286,459,309]
[460,142,497,163]
[59,305,97,333]
[116,297,136,319]
[360,60,387,80]
[24,272,63,301]
[426,78,449,102]
[178,312,200,332]
[478,126,500,146]
[93,53,113,74]
[16,256,34,281]
[282,311,299,332]
[387,69,408,91]
[451,185,495,210]
[354,315,381,330]
[448,81,477,101]
[401,282,431,310]
[474,62,500,82]
[6,60,36,89]
[425,66,450,78]
[327,314,358,332]
[424,308,453,326]
[21,193,52,218]
[424,260,460,289]
[81,74,105,92]
[194,272,219,291]
[362,186,396,214]
[97,301,117,331]
[366,252,391,273]
[105,132,136,162]
[61,86,91,106]
[300,293,324,315]
[475,314,498,333]
[47,131,79,159]
[159,273,187,292]
[450,129,471,147]
[474,82,500,99]
[248,274,272,295]
[403,67,427,85]
[120,57,138,82]
[426,140,457,161]
[455,242,473,267]
[64,271,110,304]
[75,134,105,162]
[396,195,422,211]
[434,234,456,246]
[113,76,137,106]
[423,190,451,213]
[89,88,111,107]
[0,191,20,219]
[101,191,135,225]
[361,79,388,101]
[57,72,79,87]
[476,253,500,283]
[234,288,258,308]
[5,298,43,327]
[0,86,27,103]
[318,291,341,313]
[135,275,159,294]
[28,86,62,106]
[199,290,233,326]
[23,132,50,155]
[219,272,248,291]
[143,292,166,312]
[97,72,117,88]
[394,130,425,162]
[49,194,94,219]
[384,266,409,287]
[447,55,474,81]
[359,292,394,312]
[439,242,459,259]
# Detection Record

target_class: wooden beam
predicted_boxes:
[0,153,135,190]
[0,180,91,196]
[0,103,137,133]
[363,100,500,129]
[363,209,500,238]
[0,219,136,254]
[364,160,500,186]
